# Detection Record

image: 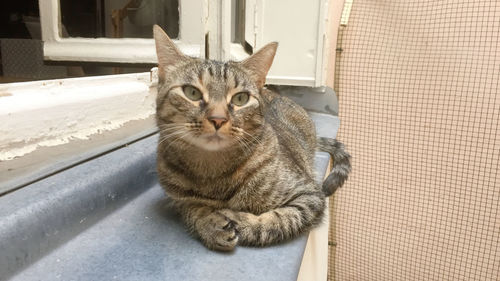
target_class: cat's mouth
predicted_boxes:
[187,132,232,151]
[204,133,224,142]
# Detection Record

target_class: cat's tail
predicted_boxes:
[316,137,351,196]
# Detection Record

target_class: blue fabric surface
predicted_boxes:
[10,185,312,281]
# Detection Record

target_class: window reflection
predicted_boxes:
[60,0,179,39]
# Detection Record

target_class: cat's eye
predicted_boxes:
[231,92,250,106]
[182,85,203,101]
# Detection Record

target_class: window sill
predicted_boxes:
[0,72,158,194]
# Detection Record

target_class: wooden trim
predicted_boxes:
[297,157,332,281]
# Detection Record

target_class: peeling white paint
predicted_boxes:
[0,72,158,161]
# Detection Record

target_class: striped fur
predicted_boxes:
[317,137,351,196]
[153,25,350,251]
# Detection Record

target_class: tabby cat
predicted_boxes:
[154,25,351,251]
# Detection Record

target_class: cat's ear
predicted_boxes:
[240,42,278,88]
[153,25,189,79]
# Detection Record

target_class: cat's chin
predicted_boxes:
[188,134,233,151]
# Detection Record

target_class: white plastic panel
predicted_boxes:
[261,0,326,86]
[209,0,331,87]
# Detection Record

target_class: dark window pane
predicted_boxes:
[60,0,179,39]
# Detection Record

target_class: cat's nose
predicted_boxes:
[208,116,228,130]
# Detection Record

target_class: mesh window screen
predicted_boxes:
[329,0,500,280]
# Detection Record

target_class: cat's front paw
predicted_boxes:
[196,210,239,251]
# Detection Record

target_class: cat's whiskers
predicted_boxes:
[231,129,257,155]
[159,124,198,133]
[158,123,200,130]
[234,134,252,155]
[159,129,186,137]
[158,129,189,147]
[236,128,263,147]
[158,123,201,145]
[166,131,193,150]
[159,127,188,136]
[159,122,197,127]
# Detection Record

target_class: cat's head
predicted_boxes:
[153,25,277,152]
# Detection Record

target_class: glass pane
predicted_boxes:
[231,0,245,44]
[60,0,179,39]
[231,0,252,54]
[0,1,41,83]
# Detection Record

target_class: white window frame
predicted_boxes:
[39,0,205,63]
[40,0,332,87]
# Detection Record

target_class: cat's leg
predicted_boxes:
[175,202,239,251]
[222,188,326,246]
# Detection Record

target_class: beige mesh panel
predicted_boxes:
[329,1,500,280]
